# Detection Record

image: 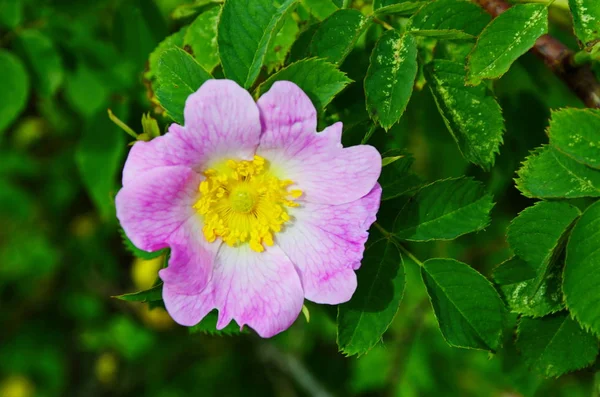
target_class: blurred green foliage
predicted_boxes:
[1,0,599,396]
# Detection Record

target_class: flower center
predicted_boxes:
[193,155,302,252]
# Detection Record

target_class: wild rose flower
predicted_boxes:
[116,80,382,337]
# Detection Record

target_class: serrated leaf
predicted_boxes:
[374,2,426,17]
[365,31,418,130]
[564,200,600,335]
[507,201,580,294]
[466,4,548,85]
[517,313,598,377]
[218,0,298,88]
[568,0,600,50]
[155,47,213,124]
[184,6,221,72]
[264,14,299,72]
[146,28,187,81]
[516,146,600,199]
[120,228,166,260]
[408,0,490,38]
[189,311,245,335]
[257,58,351,112]
[378,149,421,200]
[337,237,405,356]
[15,30,64,97]
[494,257,564,317]
[548,108,600,170]
[393,177,494,242]
[114,284,163,302]
[309,9,371,65]
[422,258,506,351]
[0,50,29,135]
[425,59,504,170]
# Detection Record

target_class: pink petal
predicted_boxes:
[122,79,261,184]
[162,244,304,338]
[116,165,201,252]
[257,81,382,205]
[276,184,382,304]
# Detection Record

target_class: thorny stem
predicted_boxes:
[473,0,600,108]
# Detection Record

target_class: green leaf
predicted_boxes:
[0,0,23,29]
[365,31,418,131]
[301,0,338,20]
[517,313,599,377]
[568,0,600,50]
[374,0,416,9]
[378,149,421,200]
[155,47,213,124]
[65,64,109,119]
[146,28,187,81]
[14,30,63,97]
[189,311,245,335]
[516,146,600,199]
[374,2,427,17]
[494,257,564,317]
[0,50,29,135]
[466,4,548,85]
[393,177,494,242]
[264,14,299,73]
[309,9,371,65]
[337,237,405,356]
[425,59,504,170]
[507,201,580,293]
[548,108,600,170]
[422,258,506,351]
[257,58,351,112]
[114,284,163,302]
[289,23,320,62]
[408,0,490,38]
[184,6,221,73]
[564,200,600,335]
[218,0,298,88]
[120,228,166,260]
[75,109,125,219]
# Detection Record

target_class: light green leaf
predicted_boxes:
[337,237,405,356]
[425,59,504,170]
[517,313,598,377]
[155,47,213,124]
[494,257,564,317]
[564,200,600,335]
[374,2,426,17]
[548,108,600,170]
[466,4,548,85]
[393,177,494,242]
[408,0,490,38]
[15,30,63,97]
[422,258,506,351]
[379,149,422,200]
[218,0,298,88]
[257,58,352,112]
[184,6,221,72]
[310,9,372,65]
[374,0,416,9]
[516,146,600,199]
[114,284,163,302]
[301,0,338,20]
[568,0,600,50]
[264,14,299,72]
[365,31,418,130]
[146,28,187,81]
[0,50,29,134]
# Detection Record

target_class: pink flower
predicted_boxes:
[116,80,382,337]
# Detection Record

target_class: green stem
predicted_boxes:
[374,223,424,267]
[373,17,393,31]
[572,50,593,66]
[107,109,138,140]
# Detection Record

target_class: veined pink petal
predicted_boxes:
[162,244,304,338]
[122,79,261,184]
[257,81,382,205]
[276,184,382,304]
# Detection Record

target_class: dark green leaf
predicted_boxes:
[114,284,163,302]
[218,0,298,88]
[517,313,598,377]
[393,177,494,242]
[0,50,29,134]
[189,311,245,335]
[564,200,600,335]
[568,0,600,50]
[120,228,166,260]
[425,59,504,170]
[378,149,421,200]
[516,146,600,199]
[466,4,548,85]
[184,6,221,72]
[422,258,506,351]
[257,58,351,112]
[408,0,490,38]
[155,47,213,124]
[65,64,109,119]
[146,28,187,81]
[0,0,23,28]
[548,108,600,170]
[289,23,320,62]
[309,9,371,65]
[365,31,418,130]
[15,30,64,97]
[337,237,405,356]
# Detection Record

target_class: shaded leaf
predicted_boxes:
[189,311,245,335]
[264,14,299,72]
[146,28,187,81]
[0,50,29,135]
[15,30,64,97]
[378,149,421,200]
[120,228,166,260]
[114,284,163,302]
[548,108,600,170]
[568,0,600,50]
